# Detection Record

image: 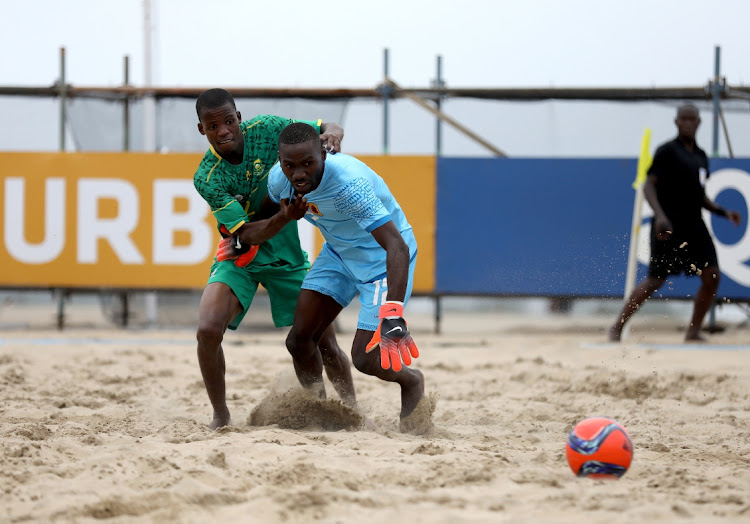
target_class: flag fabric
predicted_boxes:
[623,128,653,309]
[632,128,652,189]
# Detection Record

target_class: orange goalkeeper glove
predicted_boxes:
[365,301,419,372]
[215,234,259,268]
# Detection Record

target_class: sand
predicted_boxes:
[1,307,749,523]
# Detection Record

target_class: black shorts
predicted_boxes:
[648,220,718,279]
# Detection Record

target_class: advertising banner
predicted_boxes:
[1,153,436,292]
[436,158,750,300]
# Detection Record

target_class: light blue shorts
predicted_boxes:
[301,243,417,331]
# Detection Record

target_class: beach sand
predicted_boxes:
[1,303,749,523]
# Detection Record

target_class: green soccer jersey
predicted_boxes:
[193,114,322,267]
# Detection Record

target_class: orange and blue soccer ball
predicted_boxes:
[566,417,633,478]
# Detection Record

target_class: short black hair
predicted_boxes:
[196,88,236,118]
[279,122,319,147]
[676,103,699,117]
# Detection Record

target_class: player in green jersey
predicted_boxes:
[192,89,355,429]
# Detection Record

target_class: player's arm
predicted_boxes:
[371,220,410,301]
[643,175,672,240]
[255,193,281,220]
[366,221,418,372]
[232,164,305,245]
[701,193,727,218]
[702,194,742,226]
[205,193,260,267]
[235,194,307,246]
[214,195,305,266]
[643,147,673,241]
[193,165,248,236]
[320,122,344,153]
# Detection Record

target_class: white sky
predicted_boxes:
[3,0,750,89]
[3,0,750,157]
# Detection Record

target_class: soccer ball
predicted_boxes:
[565,417,633,478]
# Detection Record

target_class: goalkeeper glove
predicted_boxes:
[215,234,258,268]
[365,301,419,372]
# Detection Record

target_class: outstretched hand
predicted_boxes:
[726,210,742,226]
[320,133,342,154]
[280,194,308,221]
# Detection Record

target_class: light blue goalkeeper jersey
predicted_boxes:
[268,153,417,283]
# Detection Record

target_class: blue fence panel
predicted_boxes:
[436,158,750,300]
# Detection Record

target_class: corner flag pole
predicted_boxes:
[623,129,652,307]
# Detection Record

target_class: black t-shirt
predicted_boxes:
[648,137,708,226]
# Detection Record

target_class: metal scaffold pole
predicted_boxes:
[382,48,391,155]
[56,47,67,330]
[434,55,444,335]
[143,0,159,326]
[121,55,131,327]
[435,55,444,157]
[711,45,722,158]
[123,55,130,152]
[708,45,724,332]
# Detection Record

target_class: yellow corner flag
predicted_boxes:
[632,128,652,189]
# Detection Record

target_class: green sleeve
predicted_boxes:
[298,118,322,132]
[211,200,247,234]
[193,157,248,233]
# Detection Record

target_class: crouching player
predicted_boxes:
[268,122,426,429]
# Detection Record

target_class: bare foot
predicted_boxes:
[329,378,357,409]
[209,411,231,430]
[308,380,327,400]
[400,369,425,419]
[608,324,622,342]
[685,332,707,343]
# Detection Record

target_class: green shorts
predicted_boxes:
[206,259,311,330]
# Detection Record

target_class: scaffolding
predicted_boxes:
[1,46,748,330]
[1,46,748,157]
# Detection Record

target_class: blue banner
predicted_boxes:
[436,158,750,300]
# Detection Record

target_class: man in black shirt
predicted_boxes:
[609,104,741,342]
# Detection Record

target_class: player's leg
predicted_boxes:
[260,266,325,396]
[609,275,665,341]
[317,323,357,406]
[686,265,720,341]
[350,328,424,419]
[685,231,721,341]
[285,289,347,400]
[350,254,423,419]
[262,261,356,405]
[197,262,259,429]
[610,233,670,341]
[196,282,244,429]
[281,246,359,402]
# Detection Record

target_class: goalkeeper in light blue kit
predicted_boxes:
[267,122,426,430]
